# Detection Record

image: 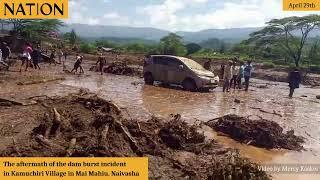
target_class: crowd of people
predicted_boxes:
[0,41,303,98]
[207,58,301,98]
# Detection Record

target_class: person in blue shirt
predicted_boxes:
[244,60,253,91]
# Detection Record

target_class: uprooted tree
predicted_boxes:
[248,15,320,67]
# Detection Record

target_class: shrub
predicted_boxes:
[80,43,97,54]
[261,62,276,69]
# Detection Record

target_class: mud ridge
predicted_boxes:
[1,95,270,180]
[206,114,305,151]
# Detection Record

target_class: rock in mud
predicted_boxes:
[0,95,270,180]
[206,114,305,151]
[316,95,320,100]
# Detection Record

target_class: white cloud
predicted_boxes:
[139,0,320,31]
[66,0,130,26]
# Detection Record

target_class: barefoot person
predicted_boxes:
[20,43,33,72]
[288,68,301,98]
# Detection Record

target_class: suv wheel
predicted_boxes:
[182,79,197,91]
[144,73,154,85]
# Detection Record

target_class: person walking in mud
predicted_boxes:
[96,54,107,75]
[19,42,33,72]
[223,61,233,92]
[49,49,57,65]
[229,61,238,90]
[244,60,254,91]
[58,48,63,64]
[0,42,11,70]
[237,61,245,89]
[71,55,84,74]
[31,45,42,70]
[288,68,301,98]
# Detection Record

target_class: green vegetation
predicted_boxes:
[247,15,320,67]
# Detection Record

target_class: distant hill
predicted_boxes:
[177,27,262,43]
[61,24,261,44]
[60,24,170,41]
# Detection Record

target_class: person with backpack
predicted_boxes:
[288,68,302,98]
[244,60,254,91]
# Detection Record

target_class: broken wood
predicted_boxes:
[100,124,110,144]
[259,109,283,117]
[50,108,62,137]
[12,138,21,156]
[114,119,142,155]
[66,138,77,157]
[35,134,64,151]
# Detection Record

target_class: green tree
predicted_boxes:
[249,15,320,67]
[63,29,78,45]
[159,33,187,56]
[186,43,202,55]
[8,19,63,41]
[308,40,320,65]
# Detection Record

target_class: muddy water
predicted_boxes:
[61,74,320,180]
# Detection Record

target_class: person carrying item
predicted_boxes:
[96,54,107,75]
[223,61,233,92]
[237,61,245,89]
[71,55,84,74]
[244,60,254,91]
[229,61,239,90]
[20,42,33,72]
[288,68,301,98]
[31,45,42,70]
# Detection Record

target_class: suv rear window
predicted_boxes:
[153,56,168,65]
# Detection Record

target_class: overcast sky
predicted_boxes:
[66,0,319,31]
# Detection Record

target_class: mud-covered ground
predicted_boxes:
[0,54,320,180]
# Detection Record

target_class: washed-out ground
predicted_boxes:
[0,55,320,180]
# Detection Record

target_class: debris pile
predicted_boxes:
[206,114,305,151]
[104,62,140,76]
[1,95,270,179]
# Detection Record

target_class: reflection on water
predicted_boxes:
[62,74,320,180]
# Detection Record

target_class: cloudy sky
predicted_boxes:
[66,0,318,31]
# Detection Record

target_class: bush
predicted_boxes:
[261,62,276,69]
[80,43,97,54]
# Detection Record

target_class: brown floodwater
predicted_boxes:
[61,73,320,180]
